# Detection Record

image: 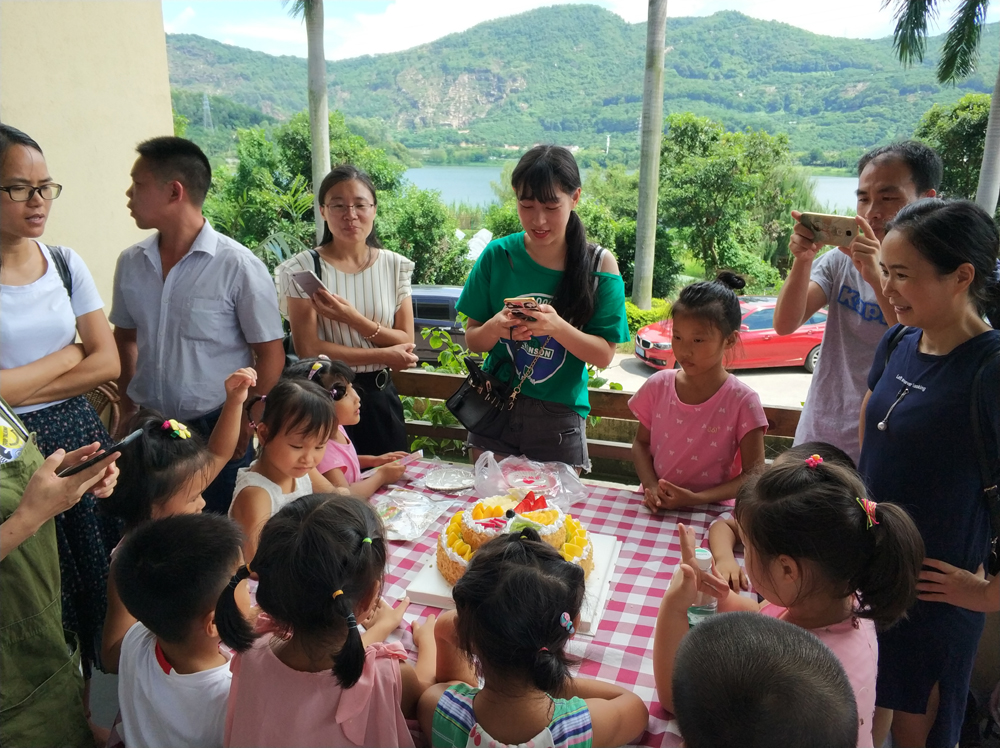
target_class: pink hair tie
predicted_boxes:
[804,454,823,469]
[856,497,879,529]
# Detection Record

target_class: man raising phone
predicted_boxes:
[773,141,941,463]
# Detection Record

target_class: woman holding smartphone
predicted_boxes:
[457,145,630,471]
[0,125,121,696]
[277,164,416,457]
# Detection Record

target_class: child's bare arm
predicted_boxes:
[204,368,257,485]
[632,424,662,512]
[345,463,404,499]
[308,468,336,494]
[101,561,136,674]
[360,596,411,645]
[399,614,437,720]
[709,517,748,591]
[567,678,649,747]
[434,610,477,685]
[230,486,271,562]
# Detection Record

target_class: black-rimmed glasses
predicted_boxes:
[1,184,63,202]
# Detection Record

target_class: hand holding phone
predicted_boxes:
[504,297,540,322]
[797,212,859,248]
[291,270,328,298]
[57,428,141,477]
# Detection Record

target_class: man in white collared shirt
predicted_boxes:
[111,137,284,513]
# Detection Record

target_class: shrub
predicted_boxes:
[625,298,671,335]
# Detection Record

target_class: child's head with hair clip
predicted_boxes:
[105,409,213,528]
[452,528,585,694]
[735,455,924,628]
[281,357,361,430]
[216,493,387,687]
[245,378,337,478]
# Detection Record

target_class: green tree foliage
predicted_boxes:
[377,185,471,284]
[658,113,809,291]
[166,7,1000,167]
[915,93,991,199]
[173,110,189,138]
[276,111,404,192]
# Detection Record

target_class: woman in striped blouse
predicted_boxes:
[279,164,417,457]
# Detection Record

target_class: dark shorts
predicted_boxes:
[467,394,590,470]
[875,600,986,747]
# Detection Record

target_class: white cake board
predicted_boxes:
[407,533,622,635]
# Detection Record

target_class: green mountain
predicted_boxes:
[167,5,998,159]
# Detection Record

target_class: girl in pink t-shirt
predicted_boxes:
[629,273,767,511]
[655,452,925,748]
[216,493,439,748]
[284,358,404,498]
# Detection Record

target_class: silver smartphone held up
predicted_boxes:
[291,270,328,298]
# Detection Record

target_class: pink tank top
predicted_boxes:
[224,638,413,748]
[317,426,361,483]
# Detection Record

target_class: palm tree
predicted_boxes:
[285,0,331,244]
[633,0,669,309]
[883,0,1000,212]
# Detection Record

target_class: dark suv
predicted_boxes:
[412,285,465,364]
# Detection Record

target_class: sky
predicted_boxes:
[162,0,1000,61]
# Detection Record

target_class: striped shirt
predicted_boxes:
[277,248,414,373]
[431,683,593,748]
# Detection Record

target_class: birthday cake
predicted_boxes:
[437,492,594,586]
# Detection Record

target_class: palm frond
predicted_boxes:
[938,0,989,82]
[882,0,937,64]
[282,0,308,21]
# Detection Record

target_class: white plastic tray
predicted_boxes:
[406,533,622,635]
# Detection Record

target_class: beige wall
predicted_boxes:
[0,0,172,305]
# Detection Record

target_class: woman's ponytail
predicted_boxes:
[852,502,924,629]
[330,591,367,688]
[216,564,256,652]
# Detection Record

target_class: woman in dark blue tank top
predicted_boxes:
[858,199,1000,748]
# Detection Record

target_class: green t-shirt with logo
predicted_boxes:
[457,232,629,418]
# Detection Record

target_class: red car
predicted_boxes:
[634,297,827,372]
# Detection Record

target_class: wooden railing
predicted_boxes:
[394,369,802,463]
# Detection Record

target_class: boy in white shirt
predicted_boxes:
[111,513,244,748]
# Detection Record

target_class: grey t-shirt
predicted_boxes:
[793,250,888,464]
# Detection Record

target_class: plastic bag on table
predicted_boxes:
[374,488,453,541]
[473,451,588,510]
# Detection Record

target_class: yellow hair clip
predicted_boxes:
[162,419,191,439]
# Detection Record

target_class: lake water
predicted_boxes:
[404,166,858,213]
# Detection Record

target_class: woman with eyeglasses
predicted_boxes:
[277,165,417,458]
[857,199,1000,748]
[0,124,121,737]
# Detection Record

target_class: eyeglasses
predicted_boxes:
[324,202,374,216]
[1,184,63,202]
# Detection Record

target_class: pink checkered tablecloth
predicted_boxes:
[376,460,734,748]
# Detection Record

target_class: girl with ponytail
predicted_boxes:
[457,145,630,471]
[418,529,649,748]
[216,494,438,748]
[655,453,924,748]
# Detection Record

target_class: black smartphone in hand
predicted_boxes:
[57,428,142,478]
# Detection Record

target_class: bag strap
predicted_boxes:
[49,246,73,299]
[969,349,1000,551]
[509,336,551,405]
[310,248,322,278]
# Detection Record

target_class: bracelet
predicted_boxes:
[363,322,381,341]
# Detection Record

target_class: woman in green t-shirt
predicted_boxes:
[457,145,630,471]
